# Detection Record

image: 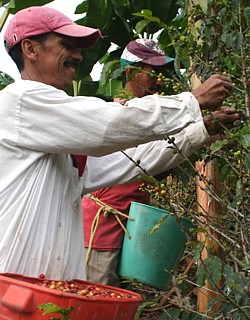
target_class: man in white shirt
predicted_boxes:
[0,6,239,280]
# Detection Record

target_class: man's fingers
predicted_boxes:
[225,89,232,98]
[204,103,243,136]
[220,77,232,86]
[214,75,233,97]
[192,74,234,110]
[215,74,232,86]
[233,120,244,127]
[221,106,239,115]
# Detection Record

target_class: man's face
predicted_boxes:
[23,33,83,91]
[128,64,166,98]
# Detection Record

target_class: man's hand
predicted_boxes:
[192,74,233,110]
[203,106,240,136]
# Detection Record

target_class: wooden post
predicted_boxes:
[195,160,223,313]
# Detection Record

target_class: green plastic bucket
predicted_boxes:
[118,202,193,290]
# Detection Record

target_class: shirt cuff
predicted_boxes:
[184,120,210,149]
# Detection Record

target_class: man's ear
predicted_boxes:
[21,39,38,61]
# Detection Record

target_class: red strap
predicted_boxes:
[71,155,87,177]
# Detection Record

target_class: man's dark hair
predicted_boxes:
[8,33,50,72]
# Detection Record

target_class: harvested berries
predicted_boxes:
[37,276,132,299]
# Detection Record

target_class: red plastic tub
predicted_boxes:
[0,273,142,320]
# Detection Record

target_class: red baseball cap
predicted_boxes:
[4,6,102,53]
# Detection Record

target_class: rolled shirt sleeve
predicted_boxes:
[2,80,202,157]
[82,120,210,193]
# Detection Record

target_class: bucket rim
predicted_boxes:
[130,201,193,224]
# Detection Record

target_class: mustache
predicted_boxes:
[63,59,80,69]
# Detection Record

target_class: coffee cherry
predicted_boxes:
[37,279,132,299]
[161,190,167,196]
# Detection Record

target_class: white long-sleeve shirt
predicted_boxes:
[83,121,209,193]
[0,79,208,280]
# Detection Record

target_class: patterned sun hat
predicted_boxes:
[120,38,174,67]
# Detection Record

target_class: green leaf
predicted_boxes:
[107,0,129,18]
[193,241,204,264]
[136,301,157,317]
[134,20,150,34]
[150,214,170,235]
[210,140,228,153]
[37,303,61,315]
[75,80,100,97]
[133,9,153,18]
[224,55,234,69]
[227,281,244,294]
[0,0,11,6]
[198,0,208,13]
[131,0,179,25]
[6,0,54,14]
[241,261,250,271]
[238,124,250,135]
[196,263,206,286]
[0,71,14,89]
[223,264,248,302]
[205,256,223,287]
[99,60,120,86]
[133,10,161,24]
[245,153,250,171]
[75,1,88,14]
[238,134,250,148]
[233,32,243,51]
[37,303,74,319]
[0,7,9,32]
[206,298,221,313]
[81,0,113,29]
[76,38,110,80]
[196,256,223,288]
[104,0,133,39]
